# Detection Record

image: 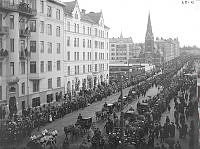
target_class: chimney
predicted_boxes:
[81,9,86,14]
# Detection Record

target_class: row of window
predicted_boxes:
[67,21,108,38]
[67,64,108,75]
[67,51,108,61]
[6,61,61,76]
[19,77,61,95]
[41,0,61,20]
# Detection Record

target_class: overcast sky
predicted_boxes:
[61,0,200,47]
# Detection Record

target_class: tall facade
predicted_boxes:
[109,33,133,64]
[0,0,110,114]
[155,37,180,62]
[63,0,110,94]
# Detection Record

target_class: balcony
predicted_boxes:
[0,48,9,60]
[0,1,37,16]
[0,26,9,35]
[19,28,30,37]
[7,76,19,84]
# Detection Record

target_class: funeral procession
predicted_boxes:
[0,0,199,149]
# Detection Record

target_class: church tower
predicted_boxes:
[145,12,154,63]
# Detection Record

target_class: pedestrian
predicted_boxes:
[169,122,175,138]
[160,127,165,143]
[168,105,171,112]
[174,141,182,149]
[62,137,69,149]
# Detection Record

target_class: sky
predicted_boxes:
[61,0,200,47]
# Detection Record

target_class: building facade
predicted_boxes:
[63,0,110,94]
[0,0,110,114]
[109,33,133,64]
[155,37,180,62]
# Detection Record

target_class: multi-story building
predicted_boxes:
[109,33,133,64]
[63,0,110,94]
[155,37,180,62]
[0,0,65,114]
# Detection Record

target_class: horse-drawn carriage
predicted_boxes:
[64,117,92,141]
[27,129,58,149]
[137,101,150,115]
[95,103,116,121]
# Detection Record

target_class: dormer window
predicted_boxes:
[75,11,78,19]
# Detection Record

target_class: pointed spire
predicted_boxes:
[146,11,153,37]
[120,32,123,38]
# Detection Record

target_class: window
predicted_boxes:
[47,24,52,35]
[0,62,2,76]
[20,40,25,51]
[83,65,85,73]
[40,41,44,53]
[56,9,60,20]
[67,21,70,31]
[10,62,14,75]
[74,38,76,47]
[83,26,85,34]
[67,36,70,46]
[75,11,78,19]
[47,6,52,17]
[95,41,98,48]
[32,97,40,107]
[90,52,92,60]
[48,61,52,72]
[47,42,52,53]
[95,52,98,60]
[30,41,36,53]
[57,77,61,87]
[95,64,97,72]
[57,61,60,71]
[67,51,70,61]
[95,28,97,36]
[10,15,14,29]
[40,21,44,33]
[30,61,36,73]
[87,52,89,60]
[87,40,89,48]
[83,52,85,60]
[21,62,25,74]
[67,66,70,75]
[40,0,44,13]
[57,43,60,54]
[40,61,44,73]
[87,27,89,34]
[74,52,76,60]
[33,80,39,92]
[48,78,52,89]
[56,26,60,37]
[77,38,79,47]
[88,65,90,72]
[30,20,36,32]
[83,39,85,48]
[0,86,2,101]
[22,82,25,95]
[77,24,79,33]
[10,38,14,52]
[77,52,79,60]
[74,23,76,32]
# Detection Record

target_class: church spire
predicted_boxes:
[146,12,153,38]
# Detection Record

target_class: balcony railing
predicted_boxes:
[0,26,9,35]
[19,28,30,37]
[0,1,37,16]
[0,48,9,60]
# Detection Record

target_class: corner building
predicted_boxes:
[0,0,65,114]
[63,0,110,94]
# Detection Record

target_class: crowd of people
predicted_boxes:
[77,55,198,149]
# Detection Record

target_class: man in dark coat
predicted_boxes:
[169,122,175,137]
